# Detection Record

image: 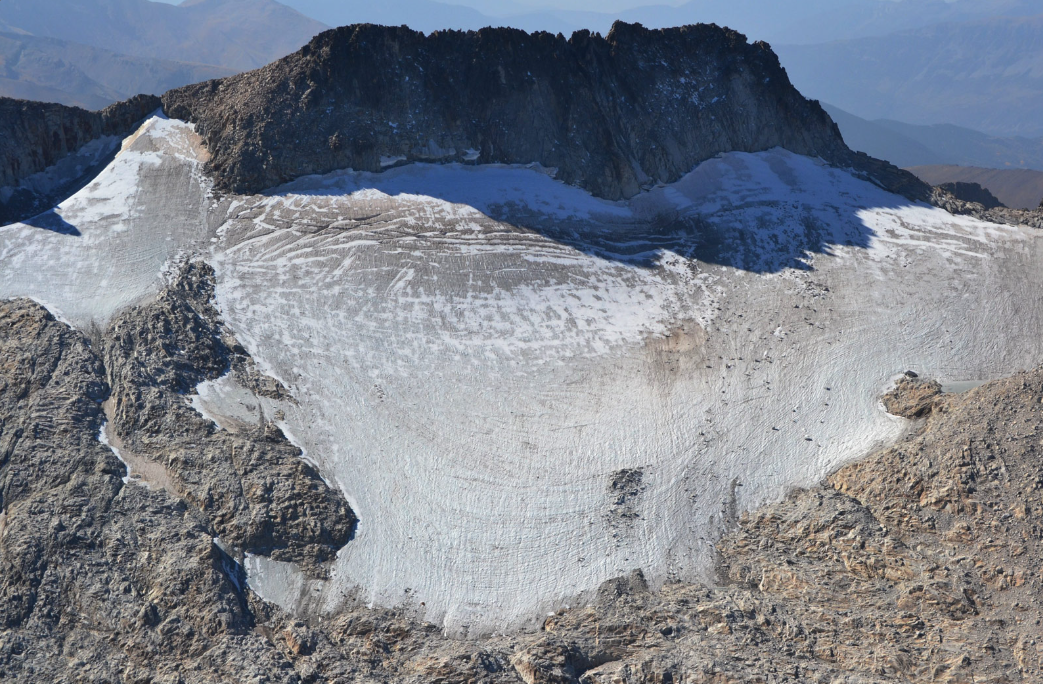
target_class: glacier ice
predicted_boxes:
[4,116,1043,634]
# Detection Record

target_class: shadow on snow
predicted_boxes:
[263,158,915,274]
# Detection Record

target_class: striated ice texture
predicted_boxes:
[4,117,1043,634]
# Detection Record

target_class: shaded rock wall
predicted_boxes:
[0,94,159,188]
[938,181,1005,210]
[0,93,160,224]
[162,21,852,200]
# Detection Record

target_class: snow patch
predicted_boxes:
[98,421,131,485]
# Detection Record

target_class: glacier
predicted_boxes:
[4,115,1043,634]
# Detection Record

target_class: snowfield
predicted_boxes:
[4,117,1043,634]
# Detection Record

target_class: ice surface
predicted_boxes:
[0,116,213,326]
[6,121,1043,634]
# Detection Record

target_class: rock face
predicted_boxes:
[0,93,160,224]
[0,299,298,682]
[882,374,943,419]
[931,184,1043,230]
[162,21,853,200]
[102,262,357,576]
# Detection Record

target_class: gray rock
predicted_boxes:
[937,181,1005,209]
[102,262,356,576]
[0,299,297,683]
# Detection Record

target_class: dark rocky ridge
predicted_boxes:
[0,93,161,224]
[163,21,869,201]
[0,94,161,187]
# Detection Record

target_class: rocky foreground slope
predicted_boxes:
[3,265,1043,681]
[162,21,857,200]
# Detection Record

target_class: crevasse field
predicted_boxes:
[3,115,1043,634]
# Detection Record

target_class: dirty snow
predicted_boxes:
[5,118,1043,634]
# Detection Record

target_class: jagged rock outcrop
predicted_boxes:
[0,300,296,682]
[931,185,1043,230]
[102,262,356,576]
[882,373,943,419]
[162,21,856,200]
[938,181,1005,210]
[0,93,160,224]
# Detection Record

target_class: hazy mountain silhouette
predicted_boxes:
[0,0,328,72]
[282,0,1043,46]
[909,165,1043,210]
[823,104,1043,172]
[0,31,233,110]
[778,14,1043,137]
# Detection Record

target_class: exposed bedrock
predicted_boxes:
[161,21,918,201]
[0,299,297,682]
[0,93,161,224]
[938,181,1005,210]
[931,184,1043,229]
[102,262,356,576]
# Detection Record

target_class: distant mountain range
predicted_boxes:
[779,14,1043,138]
[276,0,1043,46]
[823,104,1043,172]
[0,0,327,72]
[0,31,232,111]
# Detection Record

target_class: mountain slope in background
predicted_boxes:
[910,165,1043,210]
[778,15,1043,138]
[823,103,1043,171]
[608,0,1043,45]
[823,103,946,169]
[0,0,327,72]
[280,0,494,34]
[0,31,233,111]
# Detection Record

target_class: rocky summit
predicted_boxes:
[162,21,852,200]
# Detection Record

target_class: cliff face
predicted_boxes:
[0,94,160,223]
[162,22,851,199]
